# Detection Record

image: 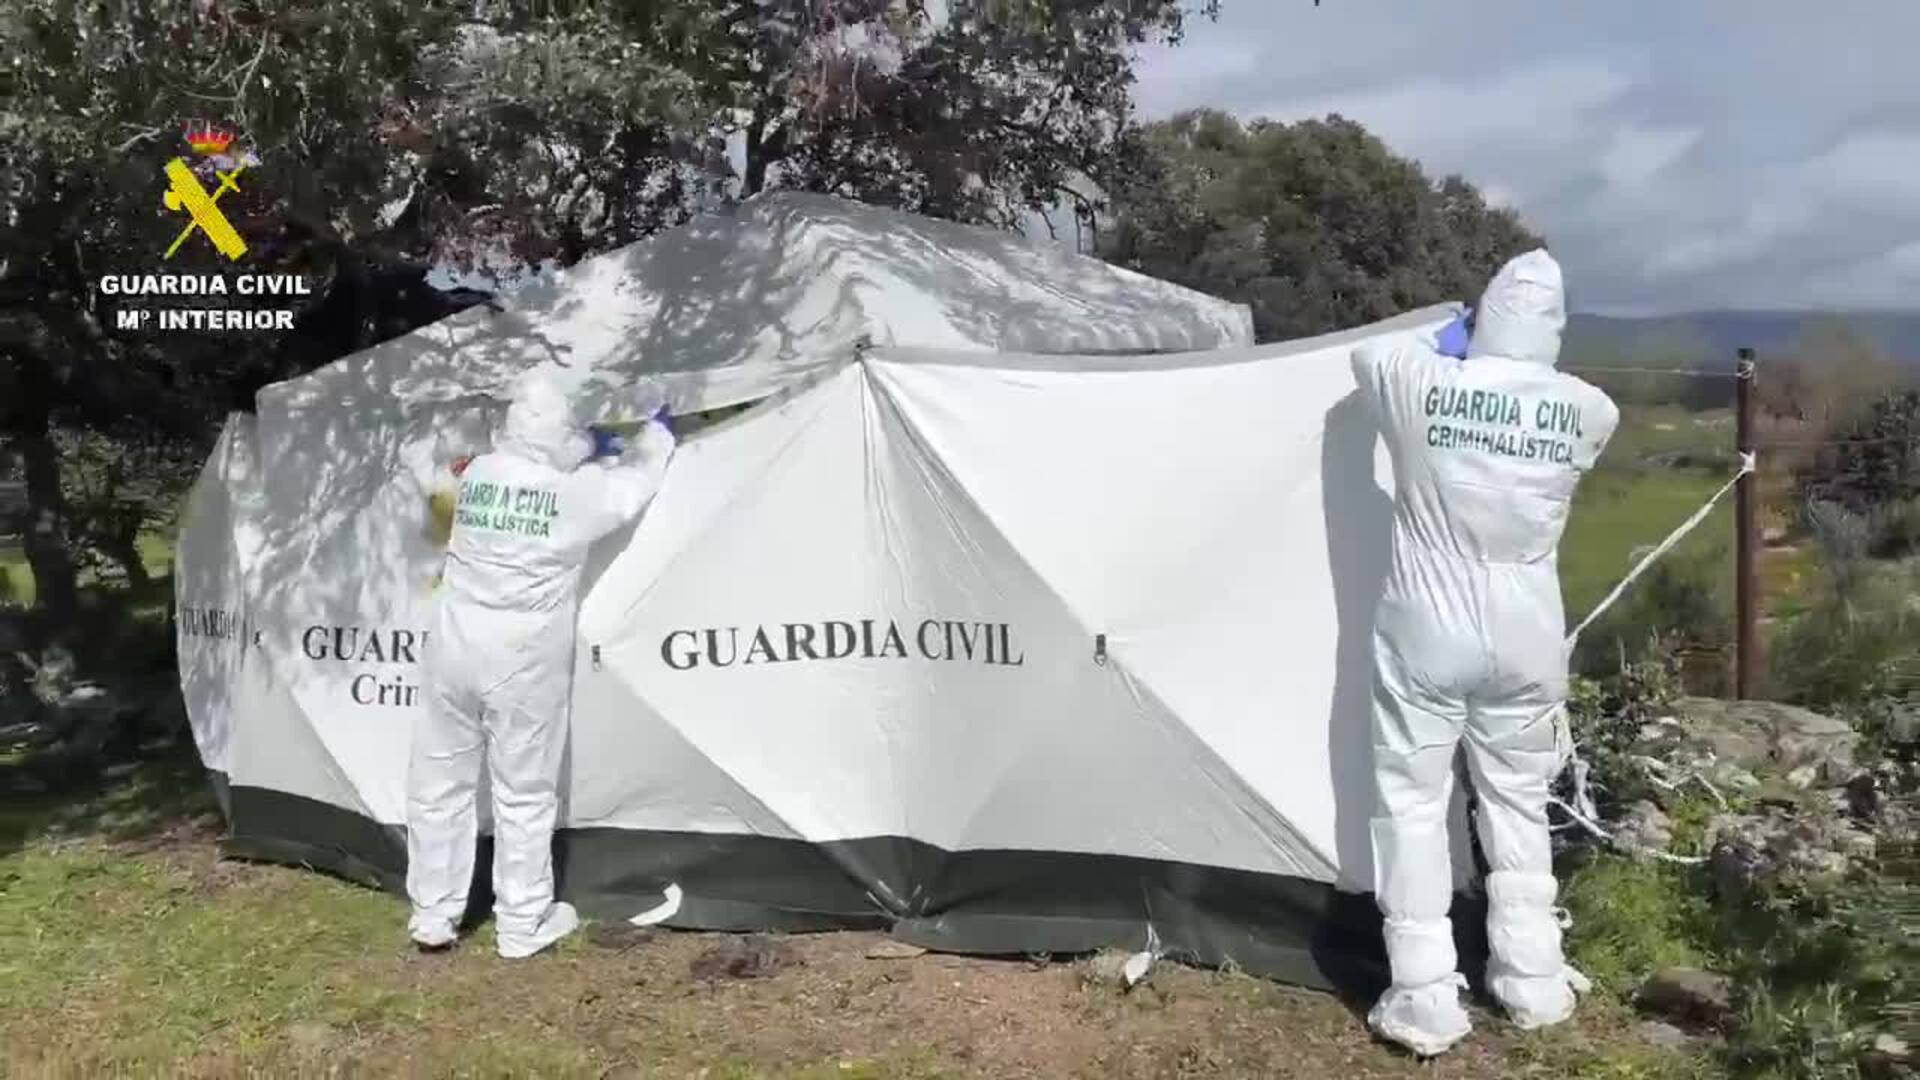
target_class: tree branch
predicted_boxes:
[114,125,168,153]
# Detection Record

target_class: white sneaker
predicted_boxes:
[1490,964,1591,1030]
[1367,974,1473,1057]
[409,916,458,951]
[497,901,580,960]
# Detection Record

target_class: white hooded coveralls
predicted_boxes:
[407,370,677,955]
[1350,251,1618,1050]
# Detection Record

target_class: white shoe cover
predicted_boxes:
[1367,975,1473,1057]
[409,915,458,950]
[1490,963,1591,1030]
[497,901,580,960]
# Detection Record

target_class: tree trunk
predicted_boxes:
[105,515,151,593]
[17,424,78,623]
[743,128,769,196]
[742,115,787,197]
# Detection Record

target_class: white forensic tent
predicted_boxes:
[176,192,1477,990]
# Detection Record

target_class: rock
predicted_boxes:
[1786,764,1820,789]
[1637,967,1734,1031]
[1887,707,1920,747]
[1083,948,1134,989]
[1636,1020,1696,1052]
[1758,817,1853,880]
[1710,836,1771,898]
[1867,1034,1913,1079]
[1617,800,1674,857]
[1676,697,1774,769]
[1846,773,1882,820]
[587,923,656,952]
[1841,829,1878,863]
[1676,697,1858,784]
[864,940,927,960]
[689,934,797,981]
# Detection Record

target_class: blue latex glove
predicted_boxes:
[649,402,675,437]
[586,425,625,460]
[1434,311,1473,359]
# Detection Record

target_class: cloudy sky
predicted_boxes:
[1130,2,1920,316]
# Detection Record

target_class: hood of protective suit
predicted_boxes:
[1467,249,1565,368]
[497,370,586,471]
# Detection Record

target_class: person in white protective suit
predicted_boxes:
[407,368,678,958]
[1349,250,1619,1055]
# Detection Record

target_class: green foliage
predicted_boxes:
[1560,404,1739,663]
[1100,109,1541,341]
[1574,549,1733,695]
[1768,537,1920,711]
[1567,646,1687,813]
[3,0,1230,616]
[1797,390,1920,518]
[1567,626,1917,1080]
[54,428,198,587]
[769,0,1220,229]
[1563,856,1714,996]
[1868,496,1920,559]
[1717,864,1917,1080]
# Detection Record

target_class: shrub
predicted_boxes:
[1768,516,1920,714]
[1869,496,1920,559]
[1796,390,1920,516]
[1574,547,1733,695]
[1562,855,1714,995]
[1717,852,1917,1080]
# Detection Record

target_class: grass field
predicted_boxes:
[0,532,176,610]
[1557,406,1740,619]
[0,756,1721,1079]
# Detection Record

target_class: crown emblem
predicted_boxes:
[184,120,236,156]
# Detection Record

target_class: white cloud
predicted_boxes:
[1599,125,1701,189]
[1255,57,1636,155]
[1800,131,1920,212]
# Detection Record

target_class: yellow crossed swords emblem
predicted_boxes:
[162,157,249,260]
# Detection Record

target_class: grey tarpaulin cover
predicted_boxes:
[175,192,1476,992]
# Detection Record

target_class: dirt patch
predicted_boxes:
[314,927,1690,1078]
[113,815,224,857]
[3,841,1718,1078]
[689,933,801,981]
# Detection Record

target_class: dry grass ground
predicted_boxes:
[0,760,1722,1080]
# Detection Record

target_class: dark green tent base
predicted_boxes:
[217,781,1495,999]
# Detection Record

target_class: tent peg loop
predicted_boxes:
[1093,634,1108,666]
[591,644,602,671]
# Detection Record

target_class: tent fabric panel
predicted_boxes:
[253,192,1253,448]
[223,783,408,894]
[565,651,806,839]
[175,413,255,774]
[219,783,1428,994]
[245,395,509,825]
[582,363,1328,877]
[865,303,1458,374]
[863,308,1476,891]
[587,368,922,843]
[856,371,1336,876]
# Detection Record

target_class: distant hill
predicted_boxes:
[1565,311,1920,371]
